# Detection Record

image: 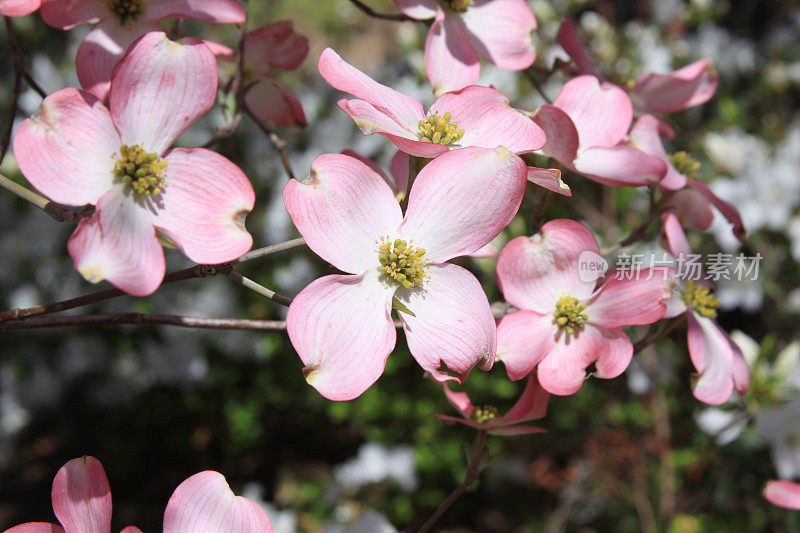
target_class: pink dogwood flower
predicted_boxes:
[13,32,255,296]
[661,213,749,405]
[432,372,549,436]
[40,0,245,100]
[5,456,272,533]
[284,147,528,401]
[0,0,39,16]
[532,76,667,187]
[394,0,538,95]
[764,480,800,510]
[318,48,546,159]
[495,219,674,395]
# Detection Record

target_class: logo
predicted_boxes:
[578,250,608,283]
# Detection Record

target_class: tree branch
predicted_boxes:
[243,103,296,180]
[348,0,414,21]
[0,313,286,330]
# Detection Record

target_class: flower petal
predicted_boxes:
[51,456,112,533]
[399,146,527,262]
[163,471,272,533]
[286,272,396,401]
[526,166,571,196]
[555,19,601,77]
[13,88,119,206]
[425,9,480,96]
[283,153,403,274]
[586,269,674,328]
[629,114,687,190]
[390,150,410,196]
[68,188,165,297]
[40,0,105,28]
[687,312,748,405]
[496,220,599,313]
[664,189,714,231]
[144,0,246,23]
[438,381,474,419]
[397,263,495,382]
[0,0,41,17]
[531,104,579,164]
[120,528,143,533]
[662,212,693,258]
[500,372,550,423]
[3,524,64,533]
[393,0,437,19]
[429,85,545,153]
[149,148,254,264]
[554,75,632,149]
[629,59,719,115]
[110,32,218,154]
[574,144,667,187]
[686,178,745,242]
[460,0,537,70]
[764,480,800,510]
[495,310,557,380]
[243,20,308,73]
[245,79,307,128]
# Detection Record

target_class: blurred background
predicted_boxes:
[1,0,800,531]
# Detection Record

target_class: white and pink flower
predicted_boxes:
[13,32,255,296]
[0,0,39,16]
[284,147,528,401]
[5,456,273,533]
[495,219,674,395]
[394,0,538,95]
[40,0,245,100]
[764,480,800,510]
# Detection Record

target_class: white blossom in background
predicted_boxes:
[323,509,398,533]
[334,442,418,492]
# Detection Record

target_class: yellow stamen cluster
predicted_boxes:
[439,0,473,12]
[669,151,701,179]
[113,144,167,196]
[378,238,428,289]
[106,0,146,24]
[418,112,464,146]
[554,295,588,334]
[470,405,498,424]
[682,280,720,319]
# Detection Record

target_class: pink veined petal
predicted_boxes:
[339,150,392,189]
[500,372,550,423]
[51,456,112,533]
[686,178,746,242]
[149,148,254,264]
[764,480,800,510]
[496,220,600,314]
[144,0,246,23]
[40,0,105,28]
[629,59,719,115]
[13,87,120,206]
[495,310,557,381]
[0,0,40,17]
[3,524,65,533]
[586,269,674,328]
[76,19,157,102]
[531,104,579,164]
[460,0,537,70]
[573,144,667,187]
[397,263,495,383]
[399,146,527,262]
[319,48,425,133]
[68,188,165,297]
[664,189,714,231]
[554,76,632,149]
[286,272,396,401]
[243,21,308,74]
[283,153,403,274]
[393,0,437,19]
[662,286,688,319]
[486,425,546,436]
[110,32,218,155]
[390,150,410,197]
[428,85,546,153]
[555,19,601,77]
[686,312,742,405]
[200,40,235,60]
[629,114,687,190]
[662,212,693,259]
[438,381,474,419]
[163,471,272,533]
[537,325,632,395]
[425,8,480,96]
[526,166,571,196]
[245,79,307,128]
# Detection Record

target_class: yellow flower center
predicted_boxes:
[554,295,587,334]
[106,0,146,25]
[470,405,498,423]
[682,280,720,319]
[378,238,429,289]
[418,112,465,146]
[439,0,473,12]
[113,144,167,196]
[669,151,701,179]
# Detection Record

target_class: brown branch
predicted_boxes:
[522,69,552,104]
[348,0,414,21]
[0,172,83,222]
[224,270,293,307]
[0,313,286,330]
[5,17,46,98]
[243,104,296,180]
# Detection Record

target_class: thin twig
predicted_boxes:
[243,104,296,180]
[348,0,414,21]
[0,172,81,222]
[522,69,552,104]
[417,430,488,533]
[224,270,293,307]
[602,186,660,255]
[5,18,46,98]
[632,315,685,354]
[235,237,305,263]
[1,69,21,165]
[0,313,286,330]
